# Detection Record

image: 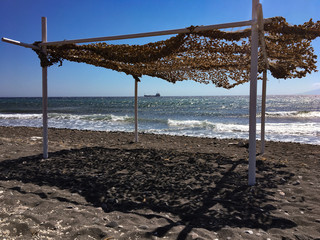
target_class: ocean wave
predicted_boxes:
[0,113,133,122]
[215,123,249,133]
[59,114,133,122]
[168,119,216,129]
[0,113,42,119]
[167,119,319,136]
[1,114,319,145]
[167,119,251,133]
[265,111,320,118]
[261,122,319,136]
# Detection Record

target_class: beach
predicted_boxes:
[0,126,319,239]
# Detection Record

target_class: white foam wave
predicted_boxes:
[167,119,251,133]
[167,119,319,138]
[215,122,319,136]
[261,122,319,136]
[41,113,131,121]
[168,119,215,129]
[109,114,132,122]
[0,113,133,122]
[0,113,42,119]
[215,123,249,133]
[265,111,320,118]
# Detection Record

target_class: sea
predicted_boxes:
[0,95,319,145]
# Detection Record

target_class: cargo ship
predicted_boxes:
[144,93,160,97]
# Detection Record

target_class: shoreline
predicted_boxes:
[0,126,319,239]
[1,125,319,160]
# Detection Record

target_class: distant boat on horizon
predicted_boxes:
[144,93,161,97]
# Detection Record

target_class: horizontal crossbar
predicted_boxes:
[39,19,258,46]
[2,18,272,48]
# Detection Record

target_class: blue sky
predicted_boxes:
[0,0,319,97]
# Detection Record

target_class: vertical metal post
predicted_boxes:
[134,77,139,143]
[249,0,259,185]
[42,17,48,159]
[261,69,267,154]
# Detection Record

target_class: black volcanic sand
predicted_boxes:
[0,126,319,239]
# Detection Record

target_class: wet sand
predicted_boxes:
[0,126,319,239]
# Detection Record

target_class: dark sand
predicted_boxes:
[0,126,319,240]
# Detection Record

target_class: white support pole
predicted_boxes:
[261,69,267,154]
[134,77,139,143]
[257,3,268,155]
[248,0,259,186]
[1,37,40,50]
[42,17,48,159]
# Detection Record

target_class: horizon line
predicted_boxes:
[0,94,319,98]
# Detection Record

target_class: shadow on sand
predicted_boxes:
[0,147,296,239]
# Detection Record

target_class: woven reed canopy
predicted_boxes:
[33,17,320,89]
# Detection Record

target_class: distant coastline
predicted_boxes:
[300,88,320,95]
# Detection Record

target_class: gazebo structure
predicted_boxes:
[2,0,319,185]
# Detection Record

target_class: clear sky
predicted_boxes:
[0,0,319,97]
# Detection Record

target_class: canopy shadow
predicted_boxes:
[0,147,296,239]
